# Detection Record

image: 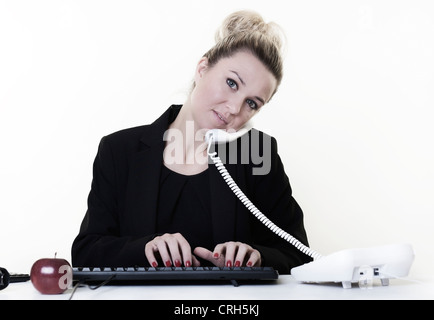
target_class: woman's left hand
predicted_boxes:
[194,242,262,268]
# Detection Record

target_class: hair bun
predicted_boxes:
[215,10,284,53]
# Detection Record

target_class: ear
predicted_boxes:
[194,57,209,83]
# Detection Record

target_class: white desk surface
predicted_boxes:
[1,275,433,301]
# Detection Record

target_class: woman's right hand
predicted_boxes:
[144,233,201,268]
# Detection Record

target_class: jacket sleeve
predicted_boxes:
[71,136,155,268]
[247,133,314,274]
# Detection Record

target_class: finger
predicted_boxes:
[191,254,201,267]
[164,233,188,267]
[212,243,226,261]
[194,247,225,267]
[246,249,262,267]
[154,238,172,267]
[144,242,159,268]
[193,247,213,261]
[222,242,238,267]
[173,233,193,267]
[234,245,248,267]
[145,237,170,267]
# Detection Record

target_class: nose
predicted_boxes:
[226,96,244,115]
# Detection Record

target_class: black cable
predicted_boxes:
[68,275,115,300]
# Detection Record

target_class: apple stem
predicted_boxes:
[55,252,57,259]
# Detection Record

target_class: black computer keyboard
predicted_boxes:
[73,266,279,286]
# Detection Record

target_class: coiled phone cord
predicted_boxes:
[207,135,323,261]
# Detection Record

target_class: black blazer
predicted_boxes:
[71,105,313,274]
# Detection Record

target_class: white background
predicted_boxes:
[1,0,433,279]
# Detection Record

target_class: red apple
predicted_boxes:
[30,255,73,294]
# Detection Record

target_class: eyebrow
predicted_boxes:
[230,70,266,105]
[231,70,245,86]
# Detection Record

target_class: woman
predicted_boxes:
[71,10,313,274]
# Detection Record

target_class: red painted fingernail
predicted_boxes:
[185,261,191,267]
[226,260,232,267]
[152,262,158,268]
[175,260,181,267]
[235,261,241,267]
[247,261,253,267]
[213,253,219,259]
[165,260,172,267]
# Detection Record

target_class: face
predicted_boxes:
[189,50,277,132]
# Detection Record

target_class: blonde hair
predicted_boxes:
[204,10,286,95]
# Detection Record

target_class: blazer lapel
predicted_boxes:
[127,106,177,236]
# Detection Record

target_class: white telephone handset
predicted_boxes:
[205,121,254,145]
[205,123,414,288]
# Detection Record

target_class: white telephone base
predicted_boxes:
[290,243,415,289]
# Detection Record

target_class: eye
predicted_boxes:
[246,99,258,110]
[226,78,238,90]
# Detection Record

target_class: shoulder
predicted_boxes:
[103,125,149,143]
[241,128,279,158]
[94,122,164,163]
[100,105,180,149]
[249,128,277,148]
[96,125,148,153]
[215,127,278,158]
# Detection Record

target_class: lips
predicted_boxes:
[213,110,228,125]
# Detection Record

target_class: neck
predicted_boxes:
[164,103,208,166]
